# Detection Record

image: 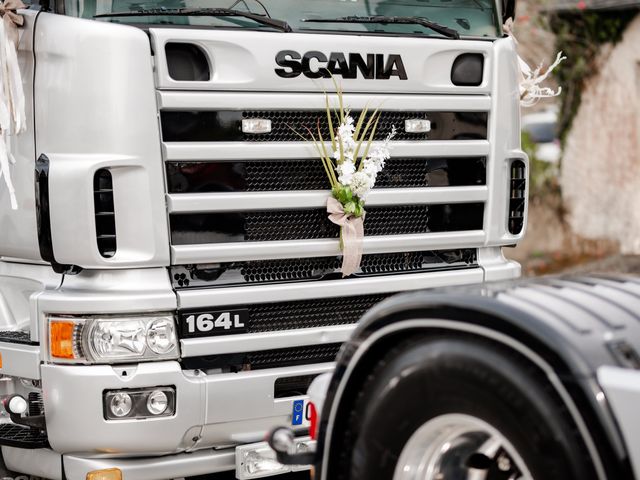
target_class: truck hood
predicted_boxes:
[149,28,498,94]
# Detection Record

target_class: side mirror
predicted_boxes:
[503,0,516,22]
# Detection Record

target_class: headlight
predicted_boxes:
[48,314,179,364]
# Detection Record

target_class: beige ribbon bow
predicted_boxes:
[0,0,25,47]
[327,197,366,277]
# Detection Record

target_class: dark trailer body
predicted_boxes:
[272,276,640,480]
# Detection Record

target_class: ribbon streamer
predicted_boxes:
[503,18,566,108]
[327,197,365,277]
[0,0,26,210]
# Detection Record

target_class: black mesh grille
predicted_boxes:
[170,203,484,245]
[166,157,486,193]
[181,343,343,372]
[179,293,390,339]
[241,110,487,142]
[161,110,488,143]
[248,294,388,333]
[0,423,48,449]
[274,375,319,398]
[0,330,36,345]
[172,249,477,288]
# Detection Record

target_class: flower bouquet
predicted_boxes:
[300,84,395,276]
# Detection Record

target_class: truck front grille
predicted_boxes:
[181,343,343,372]
[170,204,484,245]
[179,293,391,338]
[161,110,488,143]
[166,157,486,193]
[171,249,477,288]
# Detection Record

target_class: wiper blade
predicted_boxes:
[95,7,292,32]
[301,15,459,39]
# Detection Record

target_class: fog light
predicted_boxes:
[86,468,122,480]
[147,390,168,415]
[104,387,175,420]
[237,445,289,479]
[404,118,431,133]
[109,393,132,418]
[242,119,272,134]
[4,395,28,415]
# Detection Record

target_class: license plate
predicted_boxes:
[180,309,249,338]
[291,399,312,427]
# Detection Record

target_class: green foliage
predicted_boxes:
[521,131,558,197]
[550,10,638,142]
[333,185,365,217]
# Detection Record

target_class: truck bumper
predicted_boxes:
[39,360,332,455]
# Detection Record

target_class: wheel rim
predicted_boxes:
[393,413,534,480]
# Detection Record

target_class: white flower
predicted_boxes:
[337,160,356,185]
[350,171,373,199]
[337,116,355,138]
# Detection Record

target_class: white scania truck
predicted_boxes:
[0,0,526,478]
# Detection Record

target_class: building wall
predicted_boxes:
[561,14,640,254]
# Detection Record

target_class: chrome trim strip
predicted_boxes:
[168,186,488,213]
[157,91,492,111]
[180,325,356,357]
[171,231,486,264]
[177,268,483,309]
[162,141,491,161]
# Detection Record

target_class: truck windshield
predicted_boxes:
[74,0,500,38]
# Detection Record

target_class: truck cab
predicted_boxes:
[0,0,524,478]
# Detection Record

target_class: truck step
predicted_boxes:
[0,423,48,449]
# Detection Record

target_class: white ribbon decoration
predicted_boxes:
[0,0,26,210]
[504,18,567,108]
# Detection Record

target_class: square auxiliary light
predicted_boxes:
[405,118,432,134]
[242,118,272,134]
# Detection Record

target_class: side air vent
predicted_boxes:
[94,169,117,258]
[165,43,210,82]
[508,160,527,235]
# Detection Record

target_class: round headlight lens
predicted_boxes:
[89,319,146,359]
[146,318,177,355]
[110,392,133,418]
[147,390,169,415]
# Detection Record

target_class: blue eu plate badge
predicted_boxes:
[292,399,305,426]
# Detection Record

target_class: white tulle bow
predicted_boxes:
[0,0,26,210]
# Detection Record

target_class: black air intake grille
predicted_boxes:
[161,110,488,143]
[171,249,477,288]
[170,203,484,245]
[508,160,527,235]
[166,157,486,193]
[93,169,116,258]
[179,293,391,339]
[0,331,36,345]
[181,343,343,372]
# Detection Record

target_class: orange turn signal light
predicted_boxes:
[50,321,77,359]
[86,468,122,480]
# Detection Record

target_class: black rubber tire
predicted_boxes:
[345,335,599,480]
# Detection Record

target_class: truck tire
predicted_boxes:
[345,334,599,480]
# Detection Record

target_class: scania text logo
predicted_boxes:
[275,50,408,80]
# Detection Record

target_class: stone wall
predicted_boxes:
[560,14,640,254]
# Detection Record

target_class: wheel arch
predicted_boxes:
[317,292,632,480]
